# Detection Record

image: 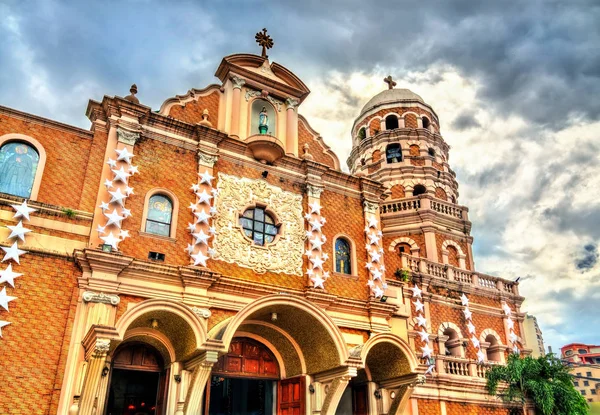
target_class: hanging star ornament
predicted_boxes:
[104,209,125,228]
[108,188,128,206]
[415,315,427,327]
[100,232,121,250]
[99,201,110,211]
[0,320,10,337]
[115,147,135,164]
[104,179,114,189]
[106,158,117,168]
[308,202,321,215]
[192,230,210,245]
[0,287,17,311]
[411,284,422,298]
[128,165,139,175]
[502,303,512,316]
[311,275,325,289]
[460,293,469,306]
[191,251,209,267]
[309,219,323,232]
[185,244,195,254]
[367,217,378,228]
[424,364,435,375]
[190,183,200,192]
[310,256,325,270]
[477,350,486,363]
[309,236,325,250]
[418,329,430,342]
[96,225,106,235]
[112,166,130,183]
[413,299,425,312]
[421,343,433,358]
[6,221,32,242]
[0,264,22,287]
[194,210,211,224]
[1,242,27,264]
[199,170,214,185]
[507,319,515,330]
[463,308,472,320]
[471,336,481,349]
[373,286,384,298]
[196,190,212,204]
[467,321,476,334]
[11,200,37,221]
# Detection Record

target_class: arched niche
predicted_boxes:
[250,99,277,136]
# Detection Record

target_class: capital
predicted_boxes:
[93,339,111,358]
[82,291,120,306]
[116,127,140,146]
[197,150,218,168]
[285,97,299,110]
[306,184,324,198]
[230,76,246,90]
[363,200,379,214]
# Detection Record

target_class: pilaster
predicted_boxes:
[183,351,219,415]
[285,98,299,156]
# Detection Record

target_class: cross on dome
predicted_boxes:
[384,75,397,90]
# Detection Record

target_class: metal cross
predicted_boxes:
[384,75,397,90]
[255,28,274,58]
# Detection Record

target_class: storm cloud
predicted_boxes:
[1,0,599,350]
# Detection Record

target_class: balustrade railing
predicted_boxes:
[432,355,495,379]
[380,195,468,221]
[399,253,519,295]
[443,356,470,376]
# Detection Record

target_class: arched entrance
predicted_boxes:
[106,343,167,415]
[206,337,280,414]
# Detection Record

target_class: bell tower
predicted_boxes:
[347,77,475,271]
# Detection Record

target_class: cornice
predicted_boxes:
[0,104,93,138]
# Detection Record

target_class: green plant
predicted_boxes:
[486,353,588,415]
[62,208,77,219]
[394,268,411,282]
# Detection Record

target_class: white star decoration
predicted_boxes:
[507,319,515,330]
[196,190,212,204]
[421,343,433,358]
[6,221,32,242]
[0,264,22,287]
[100,232,120,250]
[122,208,132,218]
[509,332,519,344]
[119,230,130,239]
[502,303,512,316]
[199,170,214,185]
[187,223,196,232]
[368,234,380,245]
[310,256,325,270]
[460,293,469,306]
[194,210,211,224]
[311,275,325,289]
[413,299,424,312]
[418,329,430,342]
[477,350,486,363]
[309,236,325,250]
[467,321,476,334]
[410,284,422,298]
[191,251,208,267]
[190,183,200,192]
[371,269,383,281]
[109,188,128,206]
[104,179,114,189]
[308,202,321,215]
[0,287,17,311]
[463,308,472,320]
[106,158,117,168]
[0,320,10,337]
[373,286,384,298]
[192,230,210,245]
[415,315,427,327]
[185,244,195,254]
[309,220,323,232]
[128,165,139,175]
[1,242,27,264]
[111,167,130,183]
[11,200,37,221]
[99,201,110,211]
[104,209,125,228]
[367,217,378,228]
[471,336,481,349]
[369,251,381,262]
[425,364,435,375]
[115,147,135,164]
[96,225,106,235]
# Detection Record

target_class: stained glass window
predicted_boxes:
[386,143,402,163]
[0,141,39,198]
[145,194,173,237]
[335,238,351,275]
[240,207,278,246]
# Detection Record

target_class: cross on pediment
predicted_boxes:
[384,75,397,90]
[255,28,274,58]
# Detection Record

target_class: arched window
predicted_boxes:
[0,141,40,198]
[428,148,435,157]
[422,117,431,129]
[447,246,459,268]
[412,185,426,196]
[358,127,366,141]
[397,242,412,255]
[250,99,277,135]
[240,207,279,246]
[335,238,352,275]
[443,328,462,357]
[386,144,402,163]
[385,114,399,130]
[145,194,173,237]
[485,335,501,362]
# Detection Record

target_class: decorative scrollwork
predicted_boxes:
[306,184,324,198]
[363,200,379,214]
[191,307,212,319]
[212,173,303,274]
[197,151,218,168]
[82,291,120,306]
[244,90,283,111]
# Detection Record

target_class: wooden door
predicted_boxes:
[352,383,368,415]
[278,376,304,415]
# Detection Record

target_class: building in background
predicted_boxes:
[523,314,545,357]
[562,344,600,404]
[0,32,534,415]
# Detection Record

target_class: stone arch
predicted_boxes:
[115,298,207,361]
[441,240,467,269]
[212,294,348,375]
[389,237,420,257]
[437,322,464,338]
[438,322,465,358]
[479,328,503,345]
[384,113,401,130]
[0,133,48,200]
[230,331,288,378]
[360,333,418,375]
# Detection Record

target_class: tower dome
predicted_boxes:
[359,88,425,116]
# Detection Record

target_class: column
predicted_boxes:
[285,98,299,156]
[78,338,111,415]
[379,118,386,132]
[423,229,438,262]
[229,76,245,138]
[304,183,326,289]
[183,351,218,415]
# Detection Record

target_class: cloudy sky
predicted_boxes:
[1,0,599,352]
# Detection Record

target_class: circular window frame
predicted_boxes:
[237,203,283,248]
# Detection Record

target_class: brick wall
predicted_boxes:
[167,90,220,126]
[435,234,472,271]
[0,112,93,210]
[435,187,447,201]
[0,253,79,415]
[417,399,440,414]
[445,402,511,415]
[390,184,405,199]
[298,119,337,169]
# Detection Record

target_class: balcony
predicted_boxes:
[380,195,468,221]
[400,253,519,296]
[422,355,496,379]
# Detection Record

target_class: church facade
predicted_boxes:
[0,35,529,415]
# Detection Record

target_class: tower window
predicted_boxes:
[385,114,399,130]
[428,148,435,157]
[385,144,402,163]
[412,185,426,196]
[358,127,366,141]
[240,207,279,246]
[422,117,431,129]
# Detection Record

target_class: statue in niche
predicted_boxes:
[258,106,269,134]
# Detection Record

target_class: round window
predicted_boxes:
[239,207,279,246]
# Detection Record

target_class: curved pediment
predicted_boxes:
[215,53,310,103]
